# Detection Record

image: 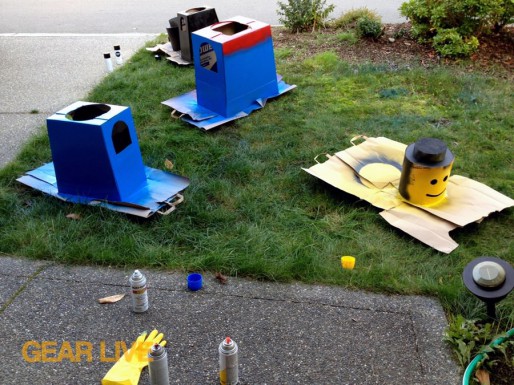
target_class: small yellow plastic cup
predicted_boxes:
[341,256,356,270]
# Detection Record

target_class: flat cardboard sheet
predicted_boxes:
[146,42,192,66]
[17,162,190,218]
[303,137,513,253]
[162,76,296,130]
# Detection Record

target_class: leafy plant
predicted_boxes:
[432,29,480,57]
[444,315,497,368]
[356,16,383,39]
[277,0,335,33]
[336,31,358,45]
[474,332,514,385]
[331,7,381,29]
[400,0,514,57]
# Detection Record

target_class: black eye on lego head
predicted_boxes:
[430,179,438,185]
[443,175,448,181]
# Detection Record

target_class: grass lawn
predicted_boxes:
[1,36,512,328]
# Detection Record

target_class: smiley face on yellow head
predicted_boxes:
[399,138,454,206]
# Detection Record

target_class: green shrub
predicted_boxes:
[400,0,514,57]
[356,16,383,39]
[432,29,480,57]
[331,7,381,29]
[336,31,358,45]
[277,0,335,33]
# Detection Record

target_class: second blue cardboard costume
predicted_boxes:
[162,16,296,130]
[18,101,190,217]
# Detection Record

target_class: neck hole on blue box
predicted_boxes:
[212,21,249,36]
[66,104,111,121]
[112,121,132,154]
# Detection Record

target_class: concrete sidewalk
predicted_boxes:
[0,255,460,384]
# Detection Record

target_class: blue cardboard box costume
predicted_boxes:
[18,101,190,217]
[162,16,295,130]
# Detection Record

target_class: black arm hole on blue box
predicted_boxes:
[112,121,132,154]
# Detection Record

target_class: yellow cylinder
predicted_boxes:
[341,256,356,270]
[399,138,454,206]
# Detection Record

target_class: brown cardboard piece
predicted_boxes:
[303,137,513,253]
[146,43,191,66]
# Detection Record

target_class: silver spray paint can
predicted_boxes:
[103,52,113,72]
[219,337,239,385]
[129,269,148,313]
[148,343,169,385]
[113,45,123,65]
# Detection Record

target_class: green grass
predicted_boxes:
[1,38,513,327]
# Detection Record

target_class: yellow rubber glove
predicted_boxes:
[102,329,166,385]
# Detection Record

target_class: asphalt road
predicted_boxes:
[0,0,405,167]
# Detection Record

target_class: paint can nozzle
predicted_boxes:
[219,336,239,385]
[148,343,169,385]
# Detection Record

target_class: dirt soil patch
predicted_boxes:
[273,23,514,77]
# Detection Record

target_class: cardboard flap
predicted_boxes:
[380,204,459,254]
[18,163,190,218]
[335,137,405,189]
[416,175,514,226]
[162,77,296,130]
[302,155,401,210]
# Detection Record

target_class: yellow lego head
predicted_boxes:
[399,138,454,206]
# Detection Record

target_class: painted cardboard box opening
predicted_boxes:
[65,104,132,154]
[212,20,249,35]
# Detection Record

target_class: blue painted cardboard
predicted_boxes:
[47,101,147,202]
[18,162,190,218]
[162,77,296,130]
[192,16,279,117]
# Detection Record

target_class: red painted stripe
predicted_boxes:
[222,26,272,55]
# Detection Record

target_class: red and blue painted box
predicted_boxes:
[192,16,279,117]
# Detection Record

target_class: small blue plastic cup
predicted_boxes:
[187,273,203,291]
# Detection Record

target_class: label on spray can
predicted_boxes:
[129,270,148,313]
[219,337,239,385]
[113,45,123,65]
[148,343,169,385]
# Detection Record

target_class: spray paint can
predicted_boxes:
[113,45,123,65]
[219,337,239,385]
[148,343,169,385]
[129,269,148,313]
[103,52,113,72]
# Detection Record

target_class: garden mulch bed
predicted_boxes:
[273,23,514,77]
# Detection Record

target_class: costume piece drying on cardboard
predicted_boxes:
[303,136,513,253]
[18,102,190,218]
[148,6,219,65]
[162,16,296,130]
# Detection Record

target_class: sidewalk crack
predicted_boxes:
[0,262,53,314]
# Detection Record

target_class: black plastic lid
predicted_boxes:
[103,53,111,59]
[113,45,120,50]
